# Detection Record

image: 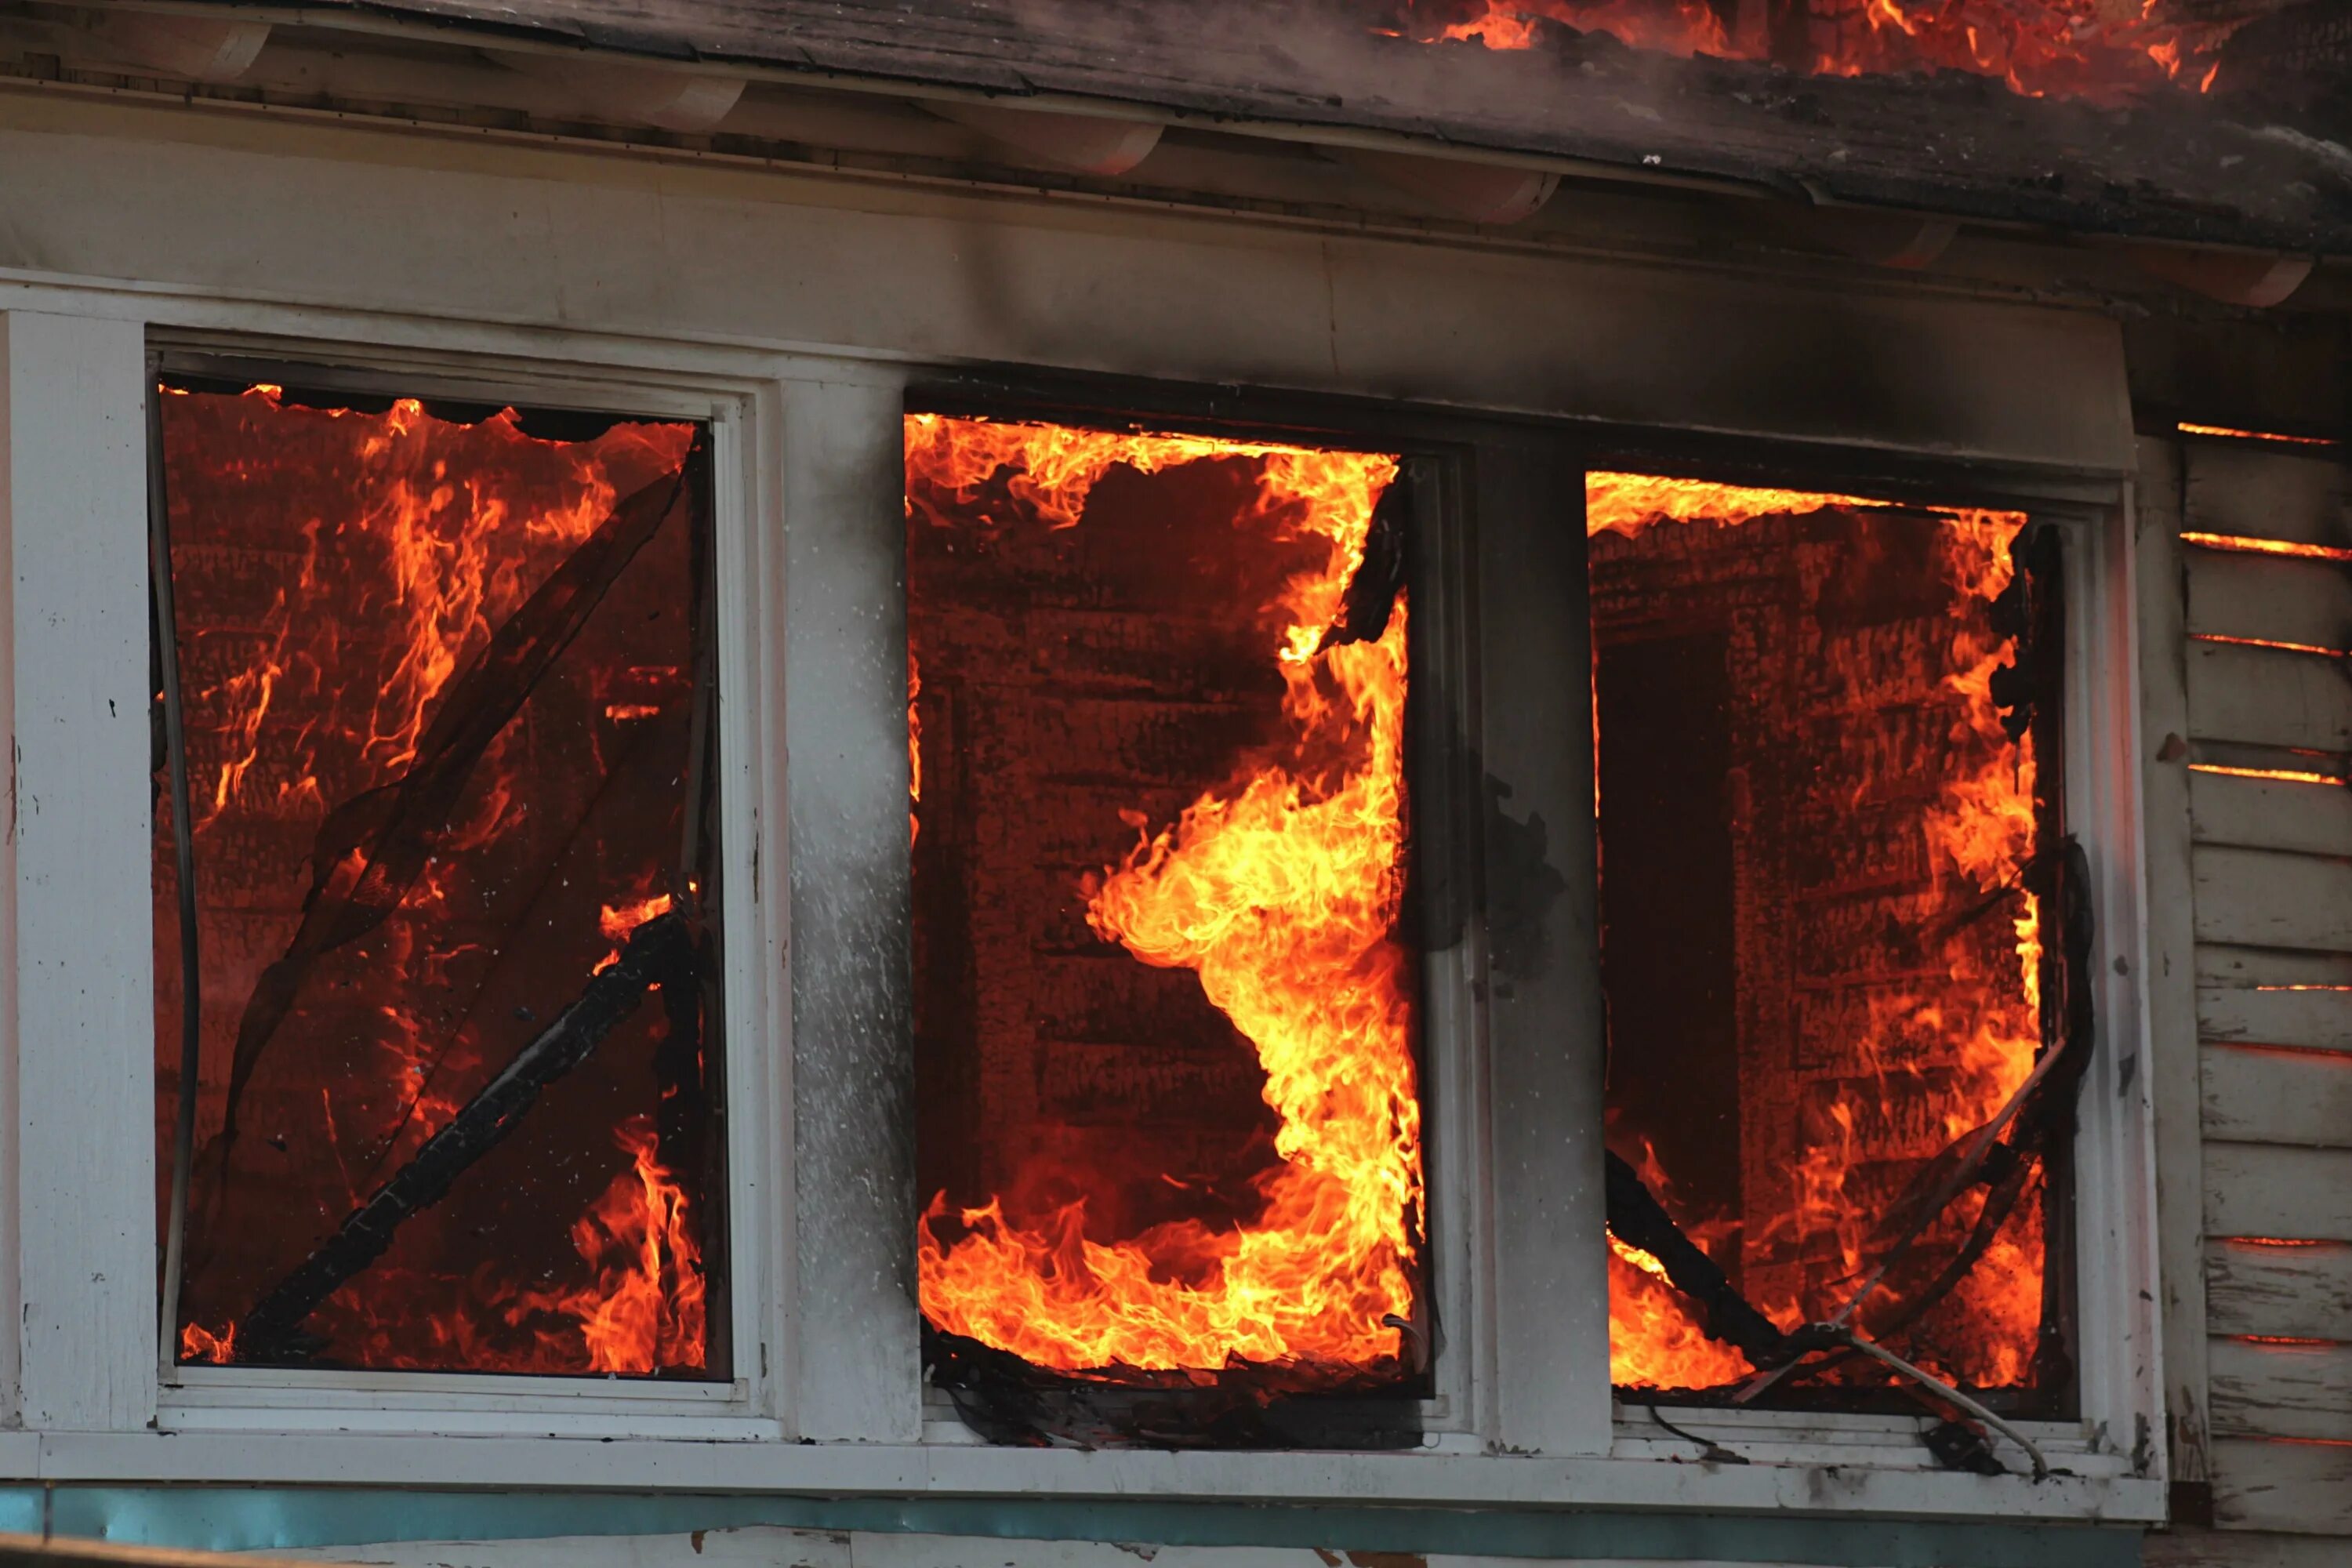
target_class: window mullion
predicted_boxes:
[1469,437,1613,1456]
[0,309,159,1432]
[779,372,923,1443]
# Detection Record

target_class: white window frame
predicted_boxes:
[1582,483,2165,1475]
[0,284,2163,1523]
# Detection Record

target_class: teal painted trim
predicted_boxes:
[4,1487,2140,1568]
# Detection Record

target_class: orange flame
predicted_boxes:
[1590,476,2042,1393]
[2181,532,2352,564]
[594,892,675,974]
[180,1320,237,1364]
[907,649,922,846]
[506,1117,706,1374]
[909,415,1419,1375]
[2192,633,2348,659]
[1400,0,2241,101]
[2178,423,2336,447]
[160,387,707,1376]
[2189,763,2341,787]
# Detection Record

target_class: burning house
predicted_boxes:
[0,1,2344,1566]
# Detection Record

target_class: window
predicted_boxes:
[1583,476,2081,1420]
[902,415,1428,1445]
[884,399,2132,1474]
[0,300,2150,1512]
[151,376,728,1381]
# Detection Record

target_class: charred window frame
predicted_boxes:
[142,343,778,1428]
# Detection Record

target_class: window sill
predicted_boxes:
[18,1431,2165,1524]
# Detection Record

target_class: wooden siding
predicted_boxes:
[2163,433,2352,1552]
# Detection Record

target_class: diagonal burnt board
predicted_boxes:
[191,0,2352,251]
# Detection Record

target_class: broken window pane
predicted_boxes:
[154,382,726,1378]
[905,414,1425,1441]
[1589,477,2070,1410]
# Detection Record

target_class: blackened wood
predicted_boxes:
[1603,1149,1795,1366]
[1319,476,1410,652]
[233,913,696,1363]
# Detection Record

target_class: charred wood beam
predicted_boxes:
[233,913,697,1364]
[1603,1150,1804,1367]
[1319,476,1411,652]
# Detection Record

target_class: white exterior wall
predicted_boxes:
[0,74,2177,1568]
[2139,437,2352,1568]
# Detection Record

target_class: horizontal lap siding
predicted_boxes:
[2177,437,2352,1545]
[2206,1242,2352,1341]
[2201,1047,2352,1146]
[2186,550,2352,654]
[2190,772,2352,862]
[2209,1439,2352,1536]
[2183,641,2352,753]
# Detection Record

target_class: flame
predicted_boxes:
[1397,0,2241,100]
[1606,1142,1754,1389]
[2178,423,2336,447]
[159,387,709,1376]
[180,1321,237,1364]
[2181,532,2352,564]
[2190,763,2341,787]
[1609,1237,1755,1390]
[1591,475,2043,1393]
[2193,633,2348,659]
[1432,0,1727,53]
[909,415,1420,1375]
[506,1117,706,1374]
[594,892,675,974]
[300,1116,707,1376]
[907,649,922,846]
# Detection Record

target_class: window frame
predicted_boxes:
[136,330,787,1437]
[1558,460,2162,1472]
[874,385,2166,1479]
[0,291,2163,1521]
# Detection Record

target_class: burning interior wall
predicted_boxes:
[897,415,2082,1433]
[154,382,725,1378]
[904,415,1424,1441]
[1588,477,2071,1407]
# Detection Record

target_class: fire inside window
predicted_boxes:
[152,380,725,1378]
[1590,476,2082,1415]
[905,415,1425,1446]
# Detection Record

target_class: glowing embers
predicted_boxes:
[906,415,1421,1409]
[156,383,724,1377]
[1589,475,2061,1404]
[1390,0,2238,100]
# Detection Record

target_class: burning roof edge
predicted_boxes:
[139,0,2352,260]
